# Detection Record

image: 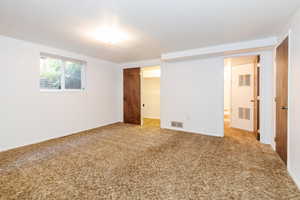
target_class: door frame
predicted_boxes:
[122,63,162,128]
[140,65,161,124]
[223,53,261,141]
[274,30,292,167]
[140,68,144,126]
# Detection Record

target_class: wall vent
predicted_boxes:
[238,107,250,120]
[171,121,184,128]
[239,74,251,86]
[171,121,177,127]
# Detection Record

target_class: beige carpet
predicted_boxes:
[0,120,299,200]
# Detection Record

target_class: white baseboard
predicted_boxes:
[289,170,300,190]
[0,121,119,153]
[162,126,223,137]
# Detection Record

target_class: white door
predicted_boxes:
[231,63,254,132]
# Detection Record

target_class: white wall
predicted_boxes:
[224,65,231,111]
[278,8,300,188]
[161,57,224,137]
[142,69,160,78]
[0,35,120,152]
[159,50,274,140]
[142,78,160,119]
[259,51,275,146]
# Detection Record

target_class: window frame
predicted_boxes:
[39,53,86,92]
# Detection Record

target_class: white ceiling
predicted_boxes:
[0,0,299,63]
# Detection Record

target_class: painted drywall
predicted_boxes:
[142,78,160,119]
[259,51,275,146]
[0,35,120,152]
[161,57,224,137]
[278,8,300,188]
[224,65,231,111]
[120,49,274,141]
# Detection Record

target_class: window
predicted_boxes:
[40,53,86,90]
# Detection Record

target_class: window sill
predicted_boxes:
[40,89,85,92]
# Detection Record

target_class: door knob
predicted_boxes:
[281,106,288,110]
[250,100,255,102]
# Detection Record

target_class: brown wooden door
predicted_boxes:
[123,68,141,125]
[253,56,260,140]
[275,37,289,164]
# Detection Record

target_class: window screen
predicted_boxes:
[40,57,63,89]
[65,61,83,89]
[40,53,86,90]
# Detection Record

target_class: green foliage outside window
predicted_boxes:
[40,56,83,90]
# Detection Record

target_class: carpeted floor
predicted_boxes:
[0,119,299,200]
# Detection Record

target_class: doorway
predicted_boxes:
[224,55,260,140]
[123,66,161,127]
[141,66,161,127]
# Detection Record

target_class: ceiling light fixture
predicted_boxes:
[91,27,128,45]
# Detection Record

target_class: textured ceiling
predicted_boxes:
[0,0,299,63]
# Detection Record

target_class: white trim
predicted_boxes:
[276,31,291,49]
[271,47,277,150]
[40,89,85,92]
[81,63,87,90]
[0,121,117,153]
[121,58,161,69]
[163,127,223,137]
[162,37,277,61]
[289,170,300,189]
[140,70,144,126]
[61,60,66,90]
[223,52,263,60]
[40,52,87,65]
[287,30,292,172]
[40,89,64,92]
[221,62,225,137]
